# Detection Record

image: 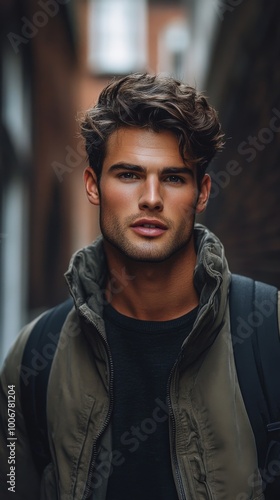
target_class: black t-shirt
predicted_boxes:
[103,304,198,500]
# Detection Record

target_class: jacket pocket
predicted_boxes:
[40,462,58,500]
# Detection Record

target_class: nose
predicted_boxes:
[138,176,163,212]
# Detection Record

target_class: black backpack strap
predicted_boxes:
[20,297,73,474]
[230,274,280,496]
[254,280,280,424]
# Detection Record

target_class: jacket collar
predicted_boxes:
[64,224,231,348]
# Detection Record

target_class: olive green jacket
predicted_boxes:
[1,224,275,499]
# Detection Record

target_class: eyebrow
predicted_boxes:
[108,163,194,178]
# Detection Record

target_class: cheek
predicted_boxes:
[101,185,137,212]
[171,195,197,221]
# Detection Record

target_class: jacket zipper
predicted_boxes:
[79,309,114,500]
[167,361,187,500]
[168,363,214,500]
[201,478,214,500]
[193,457,214,500]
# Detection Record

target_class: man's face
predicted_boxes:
[85,127,210,263]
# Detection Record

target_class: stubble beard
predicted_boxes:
[99,209,196,264]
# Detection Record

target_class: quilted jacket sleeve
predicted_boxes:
[0,319,41,500]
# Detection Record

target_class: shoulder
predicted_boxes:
[1,315,44,387]
[229,274,280,344]
[1,298,74,387]
[230,274,279,304]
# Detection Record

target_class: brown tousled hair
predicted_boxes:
[80,73,225,185]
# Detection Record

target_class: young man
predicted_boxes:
[0,73,279,500]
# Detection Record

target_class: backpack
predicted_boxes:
[230,275,280,498]
[19,275,280,497]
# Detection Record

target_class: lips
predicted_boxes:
[130,218,167,237]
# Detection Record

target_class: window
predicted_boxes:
[158,20,190,80]
[88,0,147,75]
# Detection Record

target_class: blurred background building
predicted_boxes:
[0,0,279,362]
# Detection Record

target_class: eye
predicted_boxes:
[118,172,139,180]
[164,175,185,184]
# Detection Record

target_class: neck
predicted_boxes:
[104,240,199,321]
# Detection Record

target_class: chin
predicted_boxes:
[103,233,191,264]
[120,243,190,264]
[125,254,171,263]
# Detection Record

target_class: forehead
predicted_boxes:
[103,127,188,170]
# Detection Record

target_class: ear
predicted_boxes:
[195,174,211,214]
[84,167,100,206]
